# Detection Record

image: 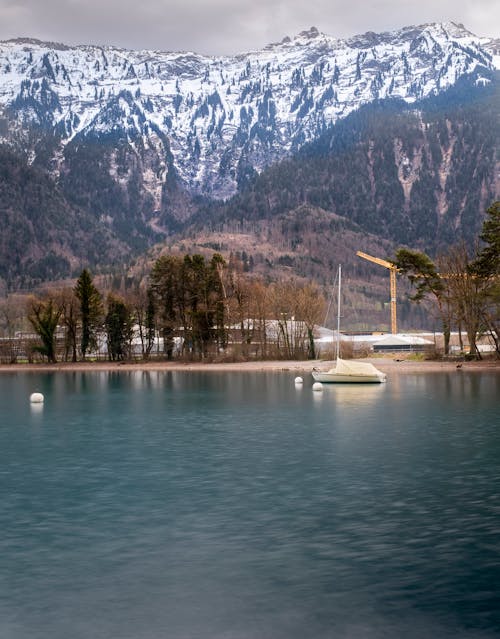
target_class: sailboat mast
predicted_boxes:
[336,264,341,361]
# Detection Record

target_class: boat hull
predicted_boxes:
[312,371,386,383]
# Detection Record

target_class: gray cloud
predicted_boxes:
[0,0,497,55]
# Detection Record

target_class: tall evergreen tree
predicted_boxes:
[74,269,103,360]
[470,201,500,355]
[470,202,500,278]
[105,294,133,361]
[149,255,183,359]
[393,249,453,354]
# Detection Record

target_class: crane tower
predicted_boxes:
[356,251,399,334]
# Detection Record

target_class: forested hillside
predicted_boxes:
[0,145,126,290]
[196,75,498,255]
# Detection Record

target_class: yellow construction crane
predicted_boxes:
[356,251,398,334]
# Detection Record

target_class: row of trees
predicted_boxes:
[1,254,326,364]
[149,253,325,360]
[393,202,500,358]
[1,202,498,363]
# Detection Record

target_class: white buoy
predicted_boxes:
[294,376,303,384]
[312,382,323,392]
[29,392,44,403]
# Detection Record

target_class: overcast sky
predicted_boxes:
[0,0,498,55]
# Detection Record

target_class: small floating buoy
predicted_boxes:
[29,392,44,403]
[312,382,323,392]
[294,376,303,384]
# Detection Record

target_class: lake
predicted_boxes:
[1,370,499,638]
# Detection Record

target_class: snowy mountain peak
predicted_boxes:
[0,22,495,200]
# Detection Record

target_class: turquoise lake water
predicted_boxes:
[1,370,499,638]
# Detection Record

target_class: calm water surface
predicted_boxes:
[0,370,499,638]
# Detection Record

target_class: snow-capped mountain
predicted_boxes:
[0,21,495,204]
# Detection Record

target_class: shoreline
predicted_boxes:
[0,357,499,374]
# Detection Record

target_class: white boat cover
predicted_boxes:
[333,358,385,377]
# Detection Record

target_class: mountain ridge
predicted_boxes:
[0,22,498,291]
[2,21,496,57]
[0,21,495,202]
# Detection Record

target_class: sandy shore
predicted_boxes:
[0,357,498,374]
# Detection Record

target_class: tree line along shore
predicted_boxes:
[0,202,498,366]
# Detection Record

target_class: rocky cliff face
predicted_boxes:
[0,23,495,199]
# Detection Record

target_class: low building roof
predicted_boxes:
[373,334,434,346]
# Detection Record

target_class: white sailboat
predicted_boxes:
[312,265,387,384]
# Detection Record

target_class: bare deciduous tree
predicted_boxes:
[27,295,63,363]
